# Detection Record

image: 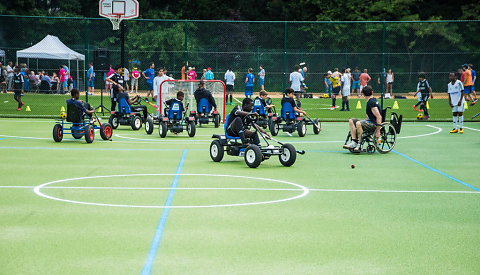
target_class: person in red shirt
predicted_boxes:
[359,69,371,97]
[57,65,66,94]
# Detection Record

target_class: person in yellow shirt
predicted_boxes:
[329,71,341,110]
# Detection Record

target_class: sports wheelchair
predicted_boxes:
[210,114,305,168]
[156,101,196,138]
[189,97,221,128]
[108,96,147,131]
[53,103,113,143]
[252,97,276,129]
[344,107,402,154]
[269,102,321,137]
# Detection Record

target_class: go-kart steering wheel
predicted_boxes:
[244,113,258,125]
[131,95,143,106]
[266,97,273,105]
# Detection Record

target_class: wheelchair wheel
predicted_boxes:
[131,115,142,130]
[366,144,376,154]
[313,119,321,135]
[214,114,220,128]
[85,125,94,143]
[100,123,113,140]
[244,145,262,168]
[210,140,224,162]
[145,117,154,135]
[108,116,119,129]
[187,121,196,137]
[159,122,167,138]
[269,121,279,136]
[279,143,297,167]
[375,122,396,153]
[53,124,63,142]
[297,121,306,137]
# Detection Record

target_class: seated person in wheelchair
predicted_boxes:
[254,90,275,113]
[66,88,95,121]
[343,86,382,152]
[116,92,148,121]
[165,91,185,119]
[281,88,307,117]
[194,80,217,115]
[226,97,269,145]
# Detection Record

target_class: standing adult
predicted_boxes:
[205,67,214,80]
[462,64,473,103]
[57,65,66,94]
[131,67,140,93]
[6,61,14,92]
[258,65,265,90]
[153,68,169,103]
[289,64,304,100]
[123,67,130,92]
[143,62,155,100]
[385,68,394,99]
[87,63,95,96]
[340,68,352,111]
[352,67,361,98]
[301,67,308,93]
[359,69,371,96]
[106,65,125,111]
[12,67,24,111]
[225,68,235,105]
[245,68,255,98]
[0,62,6,93]
[187,66,197,80]
[468,64,477,105]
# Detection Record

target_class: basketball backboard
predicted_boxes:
[99,0,139,19]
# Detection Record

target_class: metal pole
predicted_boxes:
[84,18,89,102]
[283,21,287,97]
[380,21,386,110]
[120,20,125,78]
[432,48,435,90]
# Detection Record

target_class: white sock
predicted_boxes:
[453,116,458,129]
[459,116,464,129]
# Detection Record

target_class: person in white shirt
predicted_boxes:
[153,68,170,102]
[224,68,235,105]
[123,67,130,92]
[340,68,352,111]
[258,65,265,90]
[6,61,14,91]
[385,68,394,98]
[289,65,304,100]
[448,71,465,134]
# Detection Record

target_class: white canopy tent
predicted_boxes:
[16,35,85,90]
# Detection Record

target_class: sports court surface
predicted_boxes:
[1,118,479,274]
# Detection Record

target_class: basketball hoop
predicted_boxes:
[99,0,138,30]
[109,14,123,30]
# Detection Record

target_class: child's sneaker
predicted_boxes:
[459,128,464,134]
[471,99,477,106]
[16,107,21,111]
[329,106,336,110]
[413,105,417,111]
[450,128,458,133]
[343,140,357,149]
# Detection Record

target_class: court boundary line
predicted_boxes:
[463,126,480,132]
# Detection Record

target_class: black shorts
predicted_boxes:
[14,90,22,96]
[332,86,341,95]
[226,84,234,92]
[294,90,303,96]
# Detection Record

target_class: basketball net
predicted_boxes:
[109,15,123,30]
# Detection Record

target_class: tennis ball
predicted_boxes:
[351,164,355,169]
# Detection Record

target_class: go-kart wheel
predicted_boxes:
[187,121,196,137]
[244,145,262,168]
[108,116,119,129]
[313,119,321,135]
[72,129,83,139]
[158,122,167,138]
[145,117,154,135]
[279,143,297,167]
[85,125,94,143]
[210,140,224,162]
[297,121,307,137]
[269,121,279,136]
[214,114,220,128]
[53,124,63,142]
[131,115,142,130]
[100,123,113,140]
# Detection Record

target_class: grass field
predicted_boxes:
[2,92,480,121]
[1,117,479,274]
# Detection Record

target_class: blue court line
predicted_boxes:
[392,150,480,192]
[0,138,5,141]
[0,146,203,152]
[141,150,187,275]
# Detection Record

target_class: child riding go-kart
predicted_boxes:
[269,88,321,137]
[210,98,305,168]
[253,90,276,129]
[108,93,149,131]
[189,81,221,127]
[156,91,196,138]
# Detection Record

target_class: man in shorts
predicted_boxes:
[87,63,95,96]
[258,65,265,91]
[142,63,155,100]
[329,70,341,110]
[448,72,465,134]
[468,64,477,105]
[224,68,235,105]
[462,64,474,103]
[340,68,352,111]
[351,67,361,98]
[359,69,371,96]
[131,67,140,93]
[289,65,304,100]
[343,86,382,152]
[245,68,254,98]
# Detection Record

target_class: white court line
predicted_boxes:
[114,134,210,142]
[398,125,442,139]
[463,126,480,132]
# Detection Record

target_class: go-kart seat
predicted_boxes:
[66,104,83,123]
[167,101,183,120]
[253,97,266,116]
[117,97,132,114]
[281,102,296,120]
[197,97,211,113]
[224,114,240,140]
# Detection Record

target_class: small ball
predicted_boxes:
[351,164,355,169]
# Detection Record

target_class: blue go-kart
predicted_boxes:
[108,97,148,131]
[253,97,277,129]
[53,104,113,143]
[210,113,305,168]
[189,98,221,128]
[157,102,196,138]
[269,102,321,137]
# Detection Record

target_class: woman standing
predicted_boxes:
[385,68,394,98]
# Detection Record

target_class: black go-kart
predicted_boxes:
[210,113,305,168]
[153,102,196,138]
[269,102,321,137]
[189,98,221,128]
[108,96,149,131]
[253,97,277,129]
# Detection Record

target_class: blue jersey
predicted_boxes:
[143,68,155,83]
[246,73,254,87]
[472,69,476,83]
[205,70,214,80]
[87,67,95,78]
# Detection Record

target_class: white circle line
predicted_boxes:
[33,174,310,209]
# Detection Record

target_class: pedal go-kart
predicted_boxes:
[108,96,148,131]
[210,114,305,168]
[253,97,277,129]
[53,104,112,143]
[269,102,321,137]
[189,97,221,128]
[155,102,196,138]
[344,106,402,154]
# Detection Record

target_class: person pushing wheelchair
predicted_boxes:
[227,97,270,146]
[343,86,382,152]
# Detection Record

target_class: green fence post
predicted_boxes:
[84,18,89,102]
[381,21,386,110]
[432,48,435,91]
[184,19,188,79]
[283,21,287,96]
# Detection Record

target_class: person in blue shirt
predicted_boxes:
[245,68,254,98]
[87,63,95,96]
[142,63,155,100]
[205,67,214,80]
[469,64,477,105]
[66,88,95,119]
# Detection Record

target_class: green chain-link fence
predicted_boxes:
[1,15,479,120]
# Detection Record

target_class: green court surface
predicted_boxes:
[0,118,479,274]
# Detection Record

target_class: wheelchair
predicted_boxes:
[210,114,304,168]
[269,102,321,137]
[189,97,221,128]
[344,107,403,154]
[157,101,196,138]
[252,97,276,129]
[108,97,147,131]
[53,104,113,143]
